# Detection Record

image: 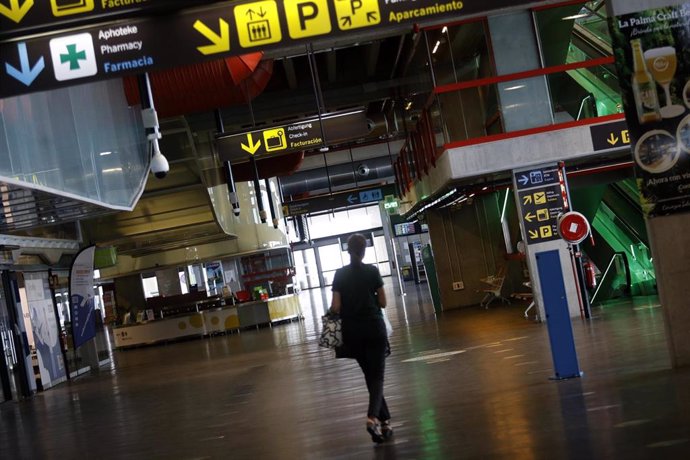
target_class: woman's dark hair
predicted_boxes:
[347,233,367,262]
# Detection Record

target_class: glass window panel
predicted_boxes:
[322,270,337,287]
[535,2,612,67]
[498,77,553,132]
[374,236,389,264]
[308,205,383,239]
[429,20,493,86]
[0,79,148,209]
[319,245,344,272]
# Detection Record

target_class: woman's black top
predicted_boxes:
[332,263,384,320]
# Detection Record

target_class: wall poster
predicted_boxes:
[611,4,690,216]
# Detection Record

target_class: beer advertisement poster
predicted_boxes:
[611,5,690,216]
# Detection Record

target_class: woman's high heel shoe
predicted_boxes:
[366,420,384,444]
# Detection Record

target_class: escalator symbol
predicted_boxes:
[263,128,286,152]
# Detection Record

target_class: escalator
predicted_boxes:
[543,1,622,120]
[573,179,657,304]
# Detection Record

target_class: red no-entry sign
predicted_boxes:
[557,212,590,244]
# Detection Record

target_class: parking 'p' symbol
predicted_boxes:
[297,1,318,29]
[351,0,362,15]
[286,0,331,38]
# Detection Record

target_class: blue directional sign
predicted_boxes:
[514,165,560,191]
[5,42,44,86]
[359,188,383,203]
[285,184,395,216]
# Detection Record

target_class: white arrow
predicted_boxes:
[518,174,529,186]
[347,194,358,204]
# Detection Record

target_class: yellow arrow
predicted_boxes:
[529,230,539,239]
[0,0,33,23]
[241,133,261,155]
[194,19,230,55]
[607,133,619,146]
[524,212,536,223]
[523,195,533,206]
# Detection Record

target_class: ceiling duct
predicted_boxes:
[123,54,272,117]
[280,155,394,198]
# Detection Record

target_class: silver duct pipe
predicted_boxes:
[280,155,394,198]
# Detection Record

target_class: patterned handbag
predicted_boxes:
[318,313,342,349]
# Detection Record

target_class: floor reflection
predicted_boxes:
[2,289,690,459]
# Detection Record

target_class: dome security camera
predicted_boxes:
[356,164,370,177]
[150,138,169,179]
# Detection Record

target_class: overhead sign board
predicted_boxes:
[0,0,216,39]
[514,165,567,245]
[284,184,395,216]
[1,0,540,99]
[216,110,368,161]
[590,120,631,151]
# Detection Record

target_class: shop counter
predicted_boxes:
[113,294,300,349]
[235,294,301,328]
[114,306,239,349]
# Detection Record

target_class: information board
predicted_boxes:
[514,165,567,245]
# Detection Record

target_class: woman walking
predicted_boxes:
[330,233,392,443]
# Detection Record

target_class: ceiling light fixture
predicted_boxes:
[442,26,448,34]
[504,84,526,91]
[432,40,441,54]
[562,12,590,20]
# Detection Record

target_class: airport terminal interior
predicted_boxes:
[2,0,690,457]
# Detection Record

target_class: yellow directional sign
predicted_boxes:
[241,133,262,155]
[606,129,629,146]
[50,0,93,17]
[591,120,631,151]
[523,195,533,206]
[537,208,549,222]
[0,0,34,23]
[284,0,331,39]
[534,191,546,205]
[334,0,380,31]
[528,230,539,240]
[540,226,553,238]
[234,0,282,48]
[194,19,231,55]
[263,128,286,152]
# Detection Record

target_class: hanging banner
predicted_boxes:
[610,5,690,216]
[69,245,96,349]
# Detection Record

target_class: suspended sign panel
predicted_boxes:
[216,110,368,161]
[0,0,216,39]
[0,0,536,99]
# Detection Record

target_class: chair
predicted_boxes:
[479,265,511,309]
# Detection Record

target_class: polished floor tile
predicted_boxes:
[1,282,689,459]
